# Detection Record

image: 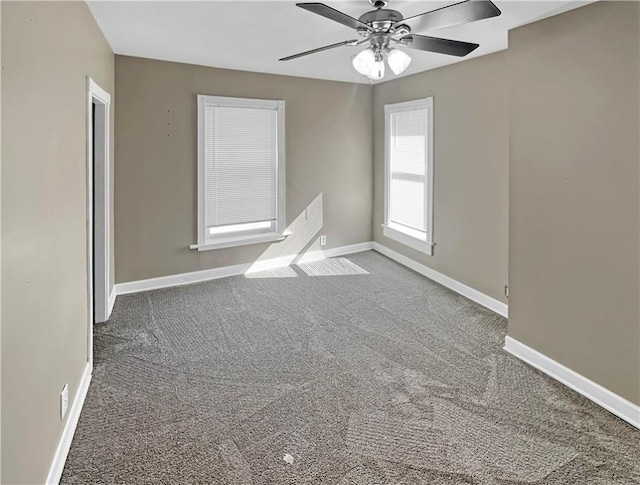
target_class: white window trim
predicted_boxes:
[190,95,286,252]
[382,97,435,256]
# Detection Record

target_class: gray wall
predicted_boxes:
[508,1,640,405]
[1,2,114,483]
[372,52,509,304]
[114,56,372,283]
[0,2,3,478]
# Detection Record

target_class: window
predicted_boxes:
[382,98,434,255]
[191,95,285,251]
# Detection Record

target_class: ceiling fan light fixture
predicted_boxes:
[387,49,411,75]
[283,1,501,80]
[368,59,385,80]
[352,48,375,75]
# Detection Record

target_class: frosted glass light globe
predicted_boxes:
[368,59,385,80]
[352,49,375,76]
[387,49,412,75]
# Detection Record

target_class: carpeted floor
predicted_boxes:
[61,251,639,484]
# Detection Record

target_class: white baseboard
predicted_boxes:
[372,242,508,318]
[114,242,374,296]
[45,362,92,485]
[297,242,374,263]
[504,336,640,429]
[115,261,253,295]
[107,287,116,318]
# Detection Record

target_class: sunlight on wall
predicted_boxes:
[243,193,371,279]
[246,193,323,274]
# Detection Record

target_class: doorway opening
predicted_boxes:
[86,77,111,366]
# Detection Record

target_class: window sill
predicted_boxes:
[382,224,434,256]
[190,232,288,252]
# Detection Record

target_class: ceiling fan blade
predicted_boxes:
[400,34,479,57]
[394,0,501,32]
[279,39,359,61]
[297,3,372,31]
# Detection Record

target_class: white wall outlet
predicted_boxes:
[60,383,69,420]
[320,235,327,246]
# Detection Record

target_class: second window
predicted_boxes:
[383,98,434,255]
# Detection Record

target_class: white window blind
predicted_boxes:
[389,107,427,233]
[205,105,277,228]
[383,98,434,255]
[192,95,285,251]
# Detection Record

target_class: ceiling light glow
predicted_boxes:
[352,49,375,76]
[368,59,385,80]
[352,47,411,80]
[387,49,412,75]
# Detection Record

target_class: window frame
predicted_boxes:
[382,97,435,256]
[191,95,286,252]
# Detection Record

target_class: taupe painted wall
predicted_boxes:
[372,53,509,304]
[508,1,640,404]
[1,2,114,483]
[114,56,372,283]
[0,3,3,479]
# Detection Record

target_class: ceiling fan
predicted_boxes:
[279,0,501,80]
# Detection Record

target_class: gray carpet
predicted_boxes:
[61,251,639,484]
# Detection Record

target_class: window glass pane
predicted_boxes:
[208,220,273,236]
[390,177,425,232]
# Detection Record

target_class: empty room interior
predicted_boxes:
[1,0,639,483]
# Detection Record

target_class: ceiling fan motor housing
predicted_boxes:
[358,8,405,34]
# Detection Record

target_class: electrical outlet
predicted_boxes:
[320,235,327,246]
[60,384,69,420]
[504,284,509,298]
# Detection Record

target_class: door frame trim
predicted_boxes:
[86,77,111,366]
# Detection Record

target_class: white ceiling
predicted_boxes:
[87,0,593,84]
